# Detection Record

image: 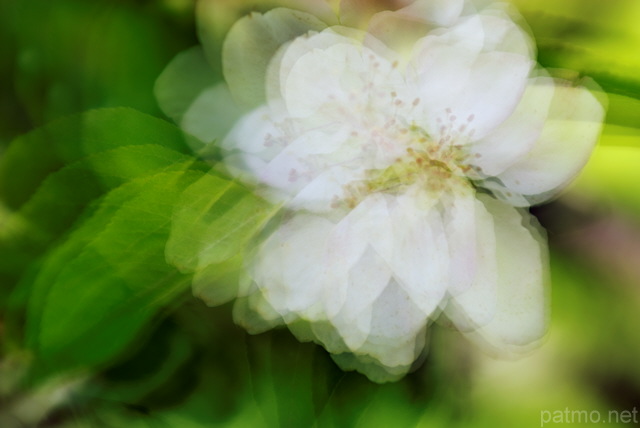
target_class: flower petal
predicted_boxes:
[197,0,338,45]
[328,246,393,350]
[459,195,549,354]
[381,186,450,316]
[339,0,408,28]
[154,46,219,124]
[365,0,465,58]
[288,165,363,212]
[469,76,556,177]
[398,0,465,26]
[220,106,286,155]
[222,8,326,108]
[443,195,498,330]
[267,28,360,109]
[494,80,606,203]
[278,34,404,120]
[250,213,335,319]
[181,83,245,144]
[323,194,394,317]
[326,279,428,381]
[443,186,495,297]
[442,10,534,56]
[359,278,428,366]
[409,36,532,140]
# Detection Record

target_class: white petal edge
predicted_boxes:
[222,8,327,108]
[458,194,549,356]
[409,37,533,140]
[494,80,606,201]
[469,75,556,177]
[443,195,498,330]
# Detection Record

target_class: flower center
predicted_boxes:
[336,124,478,209]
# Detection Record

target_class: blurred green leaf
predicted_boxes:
[0,106,278,379]
[165,173,279,308]
[0,107,194,209]
[0,145,195,280]
[3,1,640,427]
[98,317,195,407]
[166,174,278,273]
[0,108,199,300]
[242,333,322,427]
[24,169,199,377]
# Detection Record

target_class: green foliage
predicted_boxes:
[0,108,195,288]
[0,108,276,384]
[0,0,193,138]
[167,174,278,273]
[24,170,197,376]
[1,1,640,427]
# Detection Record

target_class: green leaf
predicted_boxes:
[0,105,279,379]
[1,145,194,272]
[100,318,196,406]
[0,109,202,298]
[19,161,277,378]
[243,333,329,428]
[0,108,195,210]
[166,173,278,274]
[24,169,201,376]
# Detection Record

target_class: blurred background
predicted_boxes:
[1,0,639,427]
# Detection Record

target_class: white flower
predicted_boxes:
[201,1,605,381]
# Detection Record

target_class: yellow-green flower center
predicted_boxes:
[336,126,477,208]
